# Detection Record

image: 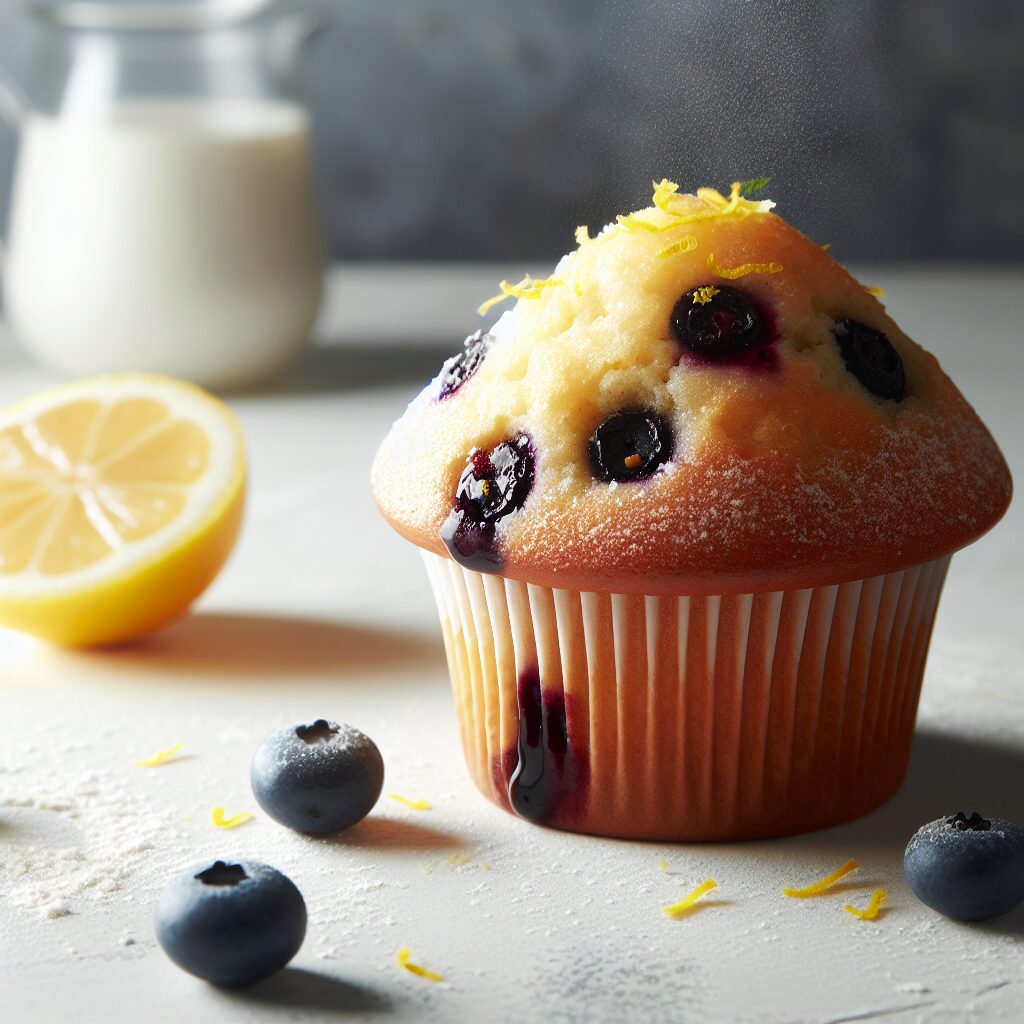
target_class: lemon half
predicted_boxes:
[0,374,246,647]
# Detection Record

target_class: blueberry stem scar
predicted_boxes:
[195,861,249,887]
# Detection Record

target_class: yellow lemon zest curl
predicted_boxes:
[784,859,859,898]
[477,274,566,316]
[845,889,888,921]
[706,252,783,280]
[211,806,252,830]
[388,793,432,811]
[134,743,183,767]
[657,236,698,260]
[397,947,444,982]
[662,878,718,919]
[655,178,776,220]
[864,285,887,298]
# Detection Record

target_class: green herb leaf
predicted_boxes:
[739,177,771,196]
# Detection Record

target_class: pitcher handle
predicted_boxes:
[0,65,27,258]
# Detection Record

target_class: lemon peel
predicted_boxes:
[845,889,887,920]
[706,252,783,280]
[657,235,698,260]
[864,286,887,298]
[397,947,444,982]
[477,275,566,316]
[388,793,432,811]
[653,178,775,221]
[211,806,253,830]
[662,878,718,919]
[784,860,859,898]
[134,742,183,767]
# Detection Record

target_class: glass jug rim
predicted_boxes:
[30,0,313,32]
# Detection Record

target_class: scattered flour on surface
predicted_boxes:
[0,758,175,918]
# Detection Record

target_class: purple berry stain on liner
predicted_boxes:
[441,434,535,573]
[506,667,589,824]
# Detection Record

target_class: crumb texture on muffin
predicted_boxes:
[373,181,1011,594]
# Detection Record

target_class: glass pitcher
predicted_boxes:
[0,0,325,390]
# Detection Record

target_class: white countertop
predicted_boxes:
[1,265,1023,1024]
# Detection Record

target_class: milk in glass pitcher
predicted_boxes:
[0,0,325,389]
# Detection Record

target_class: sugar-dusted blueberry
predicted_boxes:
[903,812,1024,921]
[588,409,673,483]
[834,318,905,401]
[441,434,535,572]
[154,860,306,987]
[670,284,764,358]
[250,720,384,834]
[438,330,492,399]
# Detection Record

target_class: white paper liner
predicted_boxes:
[423,552,951,841]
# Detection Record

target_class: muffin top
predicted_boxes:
[372,181,1011,595]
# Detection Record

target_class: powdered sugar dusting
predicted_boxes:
[0,758,175,918]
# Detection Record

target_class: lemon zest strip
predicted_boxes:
[864,286,887,298]
[706,252,783,280]
[654,179,775,221]
[211,806,253,830]
[844,889,887,920]
[662,878,718,919]
[397,947,444,982]
[784,859,859,898]
[388,793,432,811]
[657,235,698,260]
[134,742,183,767]
[617,212,694,235]
[477,274,565,316]
[691,285,720,305]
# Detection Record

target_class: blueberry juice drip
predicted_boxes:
[441,435,535,574]
[507,666,585,823]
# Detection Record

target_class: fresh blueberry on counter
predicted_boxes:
[250,720,385,834]
[904,812,1024,921]
[154,860,306,987]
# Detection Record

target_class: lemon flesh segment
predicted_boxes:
[0,374,246,647]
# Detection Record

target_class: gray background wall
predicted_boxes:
[1,0,1022,263]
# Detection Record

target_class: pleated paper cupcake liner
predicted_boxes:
[423,551,950,841]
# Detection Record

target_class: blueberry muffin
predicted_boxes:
[372,180,1011,840]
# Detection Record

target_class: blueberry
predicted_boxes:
[670,285,764,358]
[441,434,535,572]
[903,812,1024,921]
[588,410,674,483]
[250,720,384,834]
[834,318,905,401]
[154,860,306,987]
[438,330,492,399]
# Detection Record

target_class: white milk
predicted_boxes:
[3,101,323,389]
